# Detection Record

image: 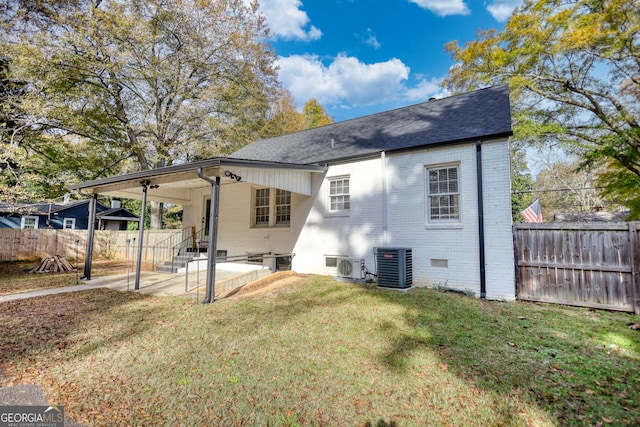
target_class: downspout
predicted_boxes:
[197,168,221,303]
[476,140,487,298]
[381,151,388,246]
[135,181,149,290]
[75,190,97,281]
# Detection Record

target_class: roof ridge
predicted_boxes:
[230,85,512,165]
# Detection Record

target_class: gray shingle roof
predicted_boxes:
[0,200,90,215]
[230,85,512,165]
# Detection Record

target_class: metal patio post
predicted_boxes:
[135,181,149,290]
[82,195,97,280]
[197,169,220,303]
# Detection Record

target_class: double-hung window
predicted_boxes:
[427,165,460,222]
[252,188,291,227]
[254,188,271,226]
[63,218,76,229]
[275,189,291,225]
[21,216,38,229]
[328,176,350,215]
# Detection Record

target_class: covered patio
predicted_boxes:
[68,158,327,303]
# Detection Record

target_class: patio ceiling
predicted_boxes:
[68,158,327,205]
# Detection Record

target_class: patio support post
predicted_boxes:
[197,168,220,303]
[135,180,149,290]
[82,194,97,280]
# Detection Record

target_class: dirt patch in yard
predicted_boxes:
[225,271,311,299]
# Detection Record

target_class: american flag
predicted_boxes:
[521,199,543,223]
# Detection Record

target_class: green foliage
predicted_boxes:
[510,144,535,221]
[445,0,640,211]
[302,99,334,128]
[163,204,184,229]
[535,157,610,219]
[596,162,640,219]
[261,89,335,138]
[0,0,279,205]
[260,88,308,138]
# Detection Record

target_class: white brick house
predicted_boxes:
[70,85,516,301]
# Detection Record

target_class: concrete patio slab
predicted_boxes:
[0,264,273,303]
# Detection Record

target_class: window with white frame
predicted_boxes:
[252,187,291,227]
[21,216,38,229]
[427,165,460,221]
[325,256,338,268]
[63,218,75,229]
[323,255,346,274]
[328,176,350,214]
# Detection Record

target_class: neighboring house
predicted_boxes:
[0,199,138,230]
[70,85,516,300]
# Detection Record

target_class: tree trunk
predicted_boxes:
[150,201,164,230]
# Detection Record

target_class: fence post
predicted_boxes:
[630,222,640,315]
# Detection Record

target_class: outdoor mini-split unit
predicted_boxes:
[374,247,413,289]
[336,257,365,280]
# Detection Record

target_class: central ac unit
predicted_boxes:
[337,257,365,280]
[374,247,412,288]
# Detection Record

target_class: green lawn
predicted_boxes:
[0,273,638,426]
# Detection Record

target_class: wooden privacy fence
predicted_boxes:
[514,222,640,314]
[0,229,177,263]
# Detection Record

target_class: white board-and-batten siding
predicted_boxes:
[226,166,314,195]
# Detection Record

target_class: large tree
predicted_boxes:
[444,0,640,217]
[1,0,279,227]
[534,157,607,219]
[261,89,334,138]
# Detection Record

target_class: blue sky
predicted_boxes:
[252,0,523,122]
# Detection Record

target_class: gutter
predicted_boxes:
[197,168,222,303]
[67,157,326,192]
[476,140,487,298]
[381,151,388,246]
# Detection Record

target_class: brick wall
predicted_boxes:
[293,139,515,300]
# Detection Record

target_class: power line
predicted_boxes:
[512,186,607,194]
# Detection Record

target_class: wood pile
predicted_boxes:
[30,256,77,273]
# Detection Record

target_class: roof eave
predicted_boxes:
[310,131,513,166]
[67,157,328,193]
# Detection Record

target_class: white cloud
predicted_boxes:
[365,28,381,49]
[253,0,322,41]
[405,77,449,102]
[486,0,522,22]
[277,54,447,110]
[277,54,410,106]
[408,0,470,17]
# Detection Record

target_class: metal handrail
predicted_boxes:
[151,227,208,271]
[151,226,191,269]
[169,228,207,272]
